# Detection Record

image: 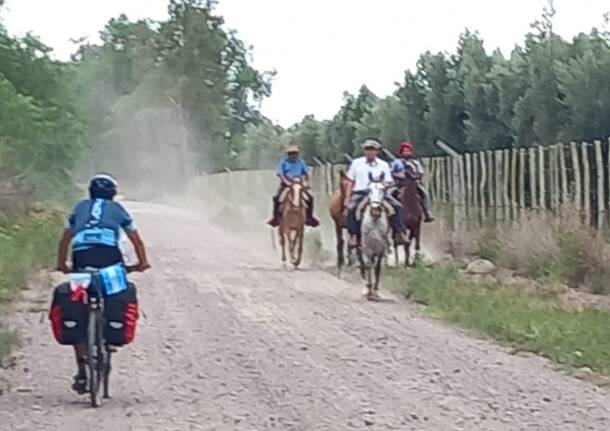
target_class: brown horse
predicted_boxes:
[395,163,423,267]
[279,179,307,268]
[329,171,356,271]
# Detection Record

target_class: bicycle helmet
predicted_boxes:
[88,173,118,200]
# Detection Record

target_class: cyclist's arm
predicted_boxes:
[116,202,150,272]
[126,230,151,272]
[56,228,73,273]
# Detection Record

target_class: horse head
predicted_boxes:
[366,172,387,216]
[286,178,306,208]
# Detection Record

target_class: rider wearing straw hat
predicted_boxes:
[343,138,408,246]
[267,144,320,227]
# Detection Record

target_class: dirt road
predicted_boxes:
[1,202,609,430]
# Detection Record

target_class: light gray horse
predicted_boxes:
[358,172,391,300]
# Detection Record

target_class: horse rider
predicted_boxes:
[267,144,320,228]
[391,141,435,223]
[343,138,408,247]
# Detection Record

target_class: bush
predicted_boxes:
[388,266,610,374]
[478,227,501,262]
[0,211,62,361]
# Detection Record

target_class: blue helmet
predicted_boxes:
[88,173,118,200]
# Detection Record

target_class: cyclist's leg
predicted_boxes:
[72,344,87,393]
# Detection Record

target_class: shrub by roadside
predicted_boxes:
[0,211,62,361]
[386,264,610,375]
[434,208,610,294]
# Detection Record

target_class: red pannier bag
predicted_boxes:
[103,282,139,346]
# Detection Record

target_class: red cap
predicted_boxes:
[398,141,414,155]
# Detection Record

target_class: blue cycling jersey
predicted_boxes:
[66,199,135,252]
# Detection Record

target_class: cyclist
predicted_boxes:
[56,173,151,393]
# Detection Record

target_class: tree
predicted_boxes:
[396,71,430,151]
[418,52,466,149]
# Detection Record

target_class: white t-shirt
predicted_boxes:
[347,157,393,191]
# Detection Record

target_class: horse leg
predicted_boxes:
[346,228,355,267]
[394,242,400,267]
[289,230,298,264]
[358,248,366,280]
[374,254,382,297]
[365,263,373,300]
[280,230,286,264]
[404,236,411,268]
[295,227,304,268]
[335,224,345,269]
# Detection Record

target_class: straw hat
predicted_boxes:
[284,144,300,153]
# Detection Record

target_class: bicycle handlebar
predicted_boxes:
[58,264,144,275]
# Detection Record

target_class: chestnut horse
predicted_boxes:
[394,162,423,267]
[279,179,307,268]
[329,171,356,271]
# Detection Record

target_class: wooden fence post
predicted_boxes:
[582,142,591,225]
[529,147,537,210]
[550,145,559,212]
[465,153,473,208]
[510,148,518,220]
[518,149,526,208]
[570,141,582,212]
[594,140,605,229]
[494,150,503,222]
[538,145,546,210]
[503,149,510,222]
[607,138,610,224]
[558,143,568,212]
[479,151,487,219]
[487,151,495,214]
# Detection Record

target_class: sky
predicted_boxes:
[2,0,609,127]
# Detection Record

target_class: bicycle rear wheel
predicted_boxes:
[87,311,105,407]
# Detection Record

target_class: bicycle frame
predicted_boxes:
[71,268,112,407]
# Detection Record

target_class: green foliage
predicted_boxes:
[0,212,62,361]
[0,31,84,200]
[387,266,610,374]
[477,227,501,262]
[73,0,274,184]
[243,8,610,163]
